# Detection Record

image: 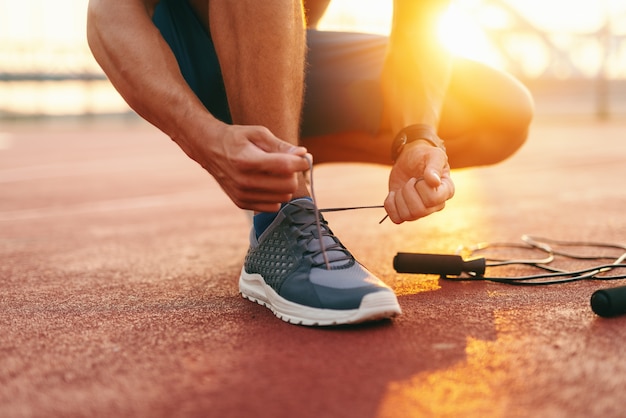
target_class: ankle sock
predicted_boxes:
[253,197,312,238]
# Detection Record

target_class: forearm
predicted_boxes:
[86,0,221,142]
[390,0,450,41]
[303,0,331,28]
[382,0,453,132]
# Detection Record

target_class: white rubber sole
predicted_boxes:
[239,268,402,326]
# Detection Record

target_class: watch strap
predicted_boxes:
[391,124,446,162]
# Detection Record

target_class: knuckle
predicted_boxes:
[254,125,272,136]
[231,155,255,173]
[236,175,255,191]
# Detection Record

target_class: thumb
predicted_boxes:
[424,168,442,188]
[424,151,448,188]
[250,127,308,156]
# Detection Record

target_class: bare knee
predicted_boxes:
[448,75,534,168]
[492,85,534,163]
[445,94,534,168]
[499,87,533,152]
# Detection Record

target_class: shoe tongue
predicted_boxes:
[310,229,351,267]
[289,199,351,267]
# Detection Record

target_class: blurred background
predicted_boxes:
[1,0,626,120]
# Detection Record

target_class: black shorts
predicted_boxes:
[153,0,388,137]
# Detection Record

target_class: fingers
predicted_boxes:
[220,126,312,211]
[384,140,455,224]
[254,150,312,177]
[247,125,308,158]
[228,188,295,213]
[243,126,311,175]
[384,175,454,224]
[221,164,302,212]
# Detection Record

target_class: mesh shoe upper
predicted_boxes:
[243,199,394,310]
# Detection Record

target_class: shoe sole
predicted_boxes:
[239,268,402,326]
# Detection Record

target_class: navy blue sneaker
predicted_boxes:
[239,199,401,326]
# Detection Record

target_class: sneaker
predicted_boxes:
[239,199,401,326]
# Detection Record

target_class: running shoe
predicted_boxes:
[239,198,401,326]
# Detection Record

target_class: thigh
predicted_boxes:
[302,30,388,137]
[303,31,532,141]
[150,16,392,136]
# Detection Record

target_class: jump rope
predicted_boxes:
[304,156,626,318]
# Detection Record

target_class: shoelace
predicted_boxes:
[304,155,384,270]
[305,155,329,269]
[290,204,353,269]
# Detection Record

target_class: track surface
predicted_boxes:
[1,116,625,417]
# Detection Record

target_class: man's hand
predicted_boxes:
[384,140,454,224]
[175,121,311,213]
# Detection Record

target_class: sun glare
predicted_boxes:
[319,0,626,78]
[437,4,503,68]
[319,0,505,68]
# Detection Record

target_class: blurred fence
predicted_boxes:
[0,0,129,118]
[472,0,626,118]
[1,0,626,119]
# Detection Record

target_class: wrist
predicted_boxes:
[390,124,446,162]
[169,111,226,162]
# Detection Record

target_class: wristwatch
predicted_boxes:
[391,124,446,162]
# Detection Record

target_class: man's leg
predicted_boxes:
[436,58,534,168]
[299,31,533,169]
[206,0,310,198]
[189,2,401,326]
